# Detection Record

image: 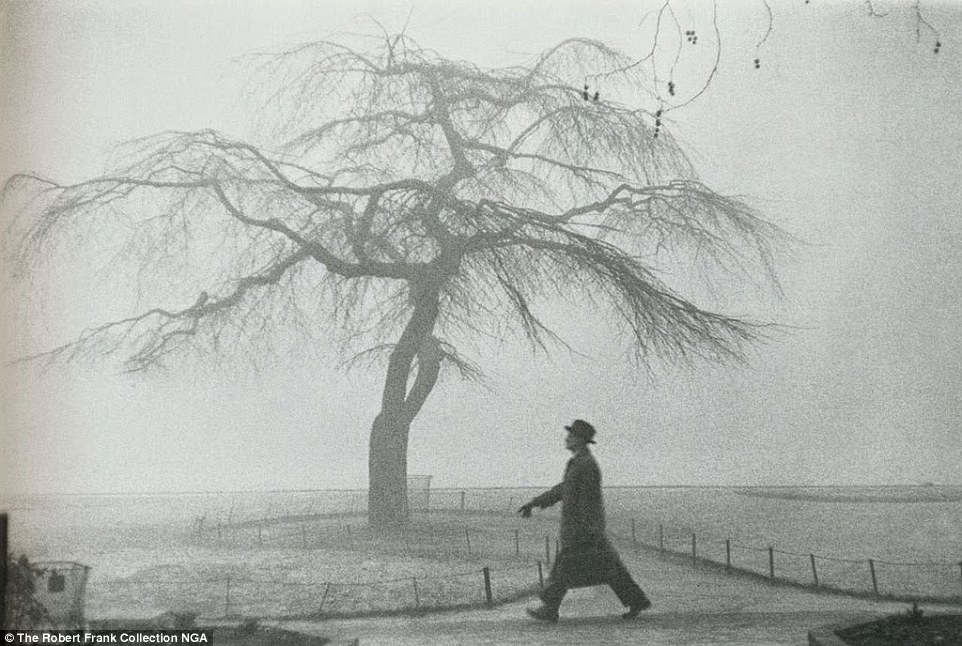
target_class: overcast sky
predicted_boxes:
[2,0,961,495]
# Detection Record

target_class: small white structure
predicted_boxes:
[407,475,432,511]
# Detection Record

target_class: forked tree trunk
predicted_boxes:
[367,287,442,529]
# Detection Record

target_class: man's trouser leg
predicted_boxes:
[539,560,568,611]
[606,553,649,607]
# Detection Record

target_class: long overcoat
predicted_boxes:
[529,447,625,587]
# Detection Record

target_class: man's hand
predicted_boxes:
[518,502,534,519]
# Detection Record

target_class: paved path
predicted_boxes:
[276,548,959,645]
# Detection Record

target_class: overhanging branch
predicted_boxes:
[12,247,313,372]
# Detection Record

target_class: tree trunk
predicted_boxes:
[368,411,411,527]
[367,287,442,529]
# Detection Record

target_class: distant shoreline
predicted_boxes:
[3,483,962,500]
[734,487,962,503]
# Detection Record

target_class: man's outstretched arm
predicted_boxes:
[518,484,564,518]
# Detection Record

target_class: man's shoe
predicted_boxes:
[526,605,559,623]
[622,596,652,620]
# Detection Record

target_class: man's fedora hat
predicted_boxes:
[565,419,597,444]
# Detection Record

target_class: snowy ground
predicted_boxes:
[278,547,961,646]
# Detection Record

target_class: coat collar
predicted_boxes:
[567,446,592,464]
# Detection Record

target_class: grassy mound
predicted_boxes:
[85,510,555,620]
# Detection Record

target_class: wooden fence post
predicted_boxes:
[301,524,308,549]
[318,582,332,614]
[810,554,819,587]
[958,561,962,600]
[725,539,731,569]
[769,547,775,580]
[544,535,551,564]
[514,530,520,557]
[537,561,544,589]
[691,533,697,560]
[412,578,420,608]
[225,577,231,617]
[465,527,472,555]
[483,567,493,605]
[460,491,466,511]
[869,559,879,597]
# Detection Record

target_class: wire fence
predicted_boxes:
[90,564,543,620]
[82,501,564,621]
[18,486,962,623]
[616,519,962,605]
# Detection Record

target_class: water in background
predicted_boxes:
[4,486,960,563]
[3,486,960,618]
[605,486,962,563]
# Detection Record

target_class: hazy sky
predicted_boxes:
[2,0,961,495]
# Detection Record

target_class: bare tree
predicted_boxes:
[4,35,785,527]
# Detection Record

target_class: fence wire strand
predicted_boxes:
[35,487,961,621]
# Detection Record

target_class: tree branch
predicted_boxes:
[12,248,313,372]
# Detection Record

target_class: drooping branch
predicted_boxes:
[13,247,313,372]
[443,172,787,363]
[484,231,764,363]
[7,34,789,379]
[207,181,412,279]
[5,31,796,529]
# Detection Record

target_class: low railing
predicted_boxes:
[14,486,961,621]
[624,521,962,604]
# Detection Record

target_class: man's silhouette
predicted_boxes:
[519,419,651,622]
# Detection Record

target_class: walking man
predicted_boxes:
[518,419,651,622]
